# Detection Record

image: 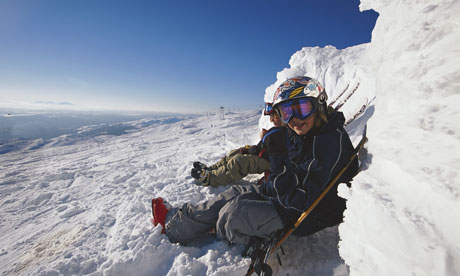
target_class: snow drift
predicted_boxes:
[262,0,460,275]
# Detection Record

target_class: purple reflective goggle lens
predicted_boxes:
[277,98,315,124]
[264,102,273,115]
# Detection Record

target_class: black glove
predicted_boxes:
[246,145,260,155]
[237,146,249,154]
[262,127,288,155]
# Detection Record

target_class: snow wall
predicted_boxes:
[261,0,460,275]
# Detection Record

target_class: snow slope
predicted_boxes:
[1,0,459,275]
[0,110,353,276]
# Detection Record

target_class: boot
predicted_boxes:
[193,161,208,171]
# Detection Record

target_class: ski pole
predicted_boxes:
[245,129,368,276]
[270,133,367,253]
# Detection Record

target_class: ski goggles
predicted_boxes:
[263,102,273,115]
[276,98,316,124]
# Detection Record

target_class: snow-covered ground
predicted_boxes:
[1,109,357,276]
[1,0,459,275]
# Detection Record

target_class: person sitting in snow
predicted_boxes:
[152,76,359,245]
[190,107,283,187]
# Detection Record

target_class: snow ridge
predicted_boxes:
[261,0,460,275]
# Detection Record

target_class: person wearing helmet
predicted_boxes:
[261,76,359,236]
[151,76,358,245]
[190,103,282,187]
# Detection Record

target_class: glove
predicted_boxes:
[238,145,250,154]
[262,127,288,155]
[238,145,260,155]
[246,145,260,155]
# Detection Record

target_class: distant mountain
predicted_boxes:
[33,101,74,106]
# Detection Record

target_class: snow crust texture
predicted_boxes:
[0,112,250,276]
[0,111,350,276]
[344,0,460,275]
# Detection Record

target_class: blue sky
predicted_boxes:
[0,0,378,113]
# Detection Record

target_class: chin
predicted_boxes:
[291,125,307,135]
[295,129,308,136]
[289,116,315,136]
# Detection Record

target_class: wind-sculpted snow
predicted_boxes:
[343,0,460,275]
[260,0,460,275]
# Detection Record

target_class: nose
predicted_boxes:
[289,117,300,126]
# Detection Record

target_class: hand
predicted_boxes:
[238,145,249,154]
[260,128,268,139]
[247,145,260,155]
[262,127,288,155]
[239,147,249,154]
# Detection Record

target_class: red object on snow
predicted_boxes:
[151,197,168,234]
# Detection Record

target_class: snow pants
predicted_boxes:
[203,149,270,187]
[165,184,284,245]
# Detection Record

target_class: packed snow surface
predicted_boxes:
[0,110,354,276]
[1,0,459,275]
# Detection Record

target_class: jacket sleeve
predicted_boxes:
[247,140,263,156]
[261,151,307,213]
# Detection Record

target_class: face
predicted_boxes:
[288,114,316,136]
[270,113,282,127]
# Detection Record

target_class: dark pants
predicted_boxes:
[165,185,284,245]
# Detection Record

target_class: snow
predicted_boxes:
[0,109,354,276]
[340,0,460,275]
[1,0,459,275]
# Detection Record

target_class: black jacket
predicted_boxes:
[260,111,359,236]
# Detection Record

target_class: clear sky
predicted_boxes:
[0,0,378,113]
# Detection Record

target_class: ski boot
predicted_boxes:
[191,161,209,184]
